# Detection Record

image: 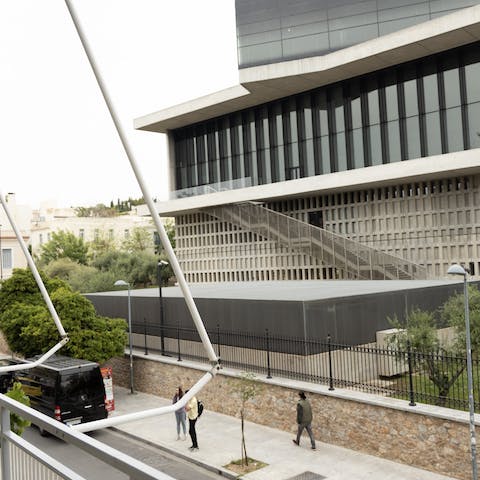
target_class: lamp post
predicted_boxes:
[114,280,134,394]
[448,264,477,480]
[157,260,169,356]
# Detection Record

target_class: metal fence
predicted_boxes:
[135,322,479,413]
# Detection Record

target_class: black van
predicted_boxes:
[15,355,108,431]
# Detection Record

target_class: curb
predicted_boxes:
[110,426,238,479]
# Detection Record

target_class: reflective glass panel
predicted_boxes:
[425,111,442,156]
[321,136,331,174]
[406,117,421,159]
[387,121,401,162]
[468,102,480,148]
[352,128,365,168]
[464,57,480,104]
[446,107,464,152]
[366,77,380,125]
[403,66,419,118]
[333,86,345,133]
[304,139,316,176]
[443,67,461,108]
[384,71,399,121]
[369,125,382,165]
[423,67,439,113]
[336,132,348,171]
[350,82,363,129]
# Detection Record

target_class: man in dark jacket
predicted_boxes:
[292,391,316,450]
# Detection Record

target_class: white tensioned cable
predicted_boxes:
[63,0,218,366]
[0,192,69,372]
[64,0,220,430]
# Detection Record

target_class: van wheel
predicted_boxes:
[38,427,49,437]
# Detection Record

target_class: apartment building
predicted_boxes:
[0,193,31,279]
[135,0,480,283]
[29,203,156,256]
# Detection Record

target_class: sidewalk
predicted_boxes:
[111,386,456,480]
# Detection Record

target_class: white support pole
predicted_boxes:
[0,338,69,373]
[64,0,218,364]
[0,191,68,340]
[74,368,215,433]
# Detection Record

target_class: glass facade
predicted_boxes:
[173,42,480,194]
[235,0,480,68]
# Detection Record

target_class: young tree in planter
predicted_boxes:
[229,372,263,467]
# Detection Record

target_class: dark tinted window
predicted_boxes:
[58,370,104,401]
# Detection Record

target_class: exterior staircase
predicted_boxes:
[204,202,427,280]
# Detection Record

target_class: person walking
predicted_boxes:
[292,391,316,450]
[185,390,199,451]
[172,386,187,440]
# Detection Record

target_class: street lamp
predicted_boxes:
[114,279,134,394]
[157,260,169,356]
[448,264,477,480]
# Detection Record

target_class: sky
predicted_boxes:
[0,0,239,209]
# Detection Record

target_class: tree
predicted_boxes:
[154,219,176,253]
[74,204,117,217]
[121,226,154,253]
[5,382,31,435]
[92,250,157,288]
[0,269,126,363]
[39,230,88,265]
[441,285,480,356]
[87,231,117,260]
[388,286,480,406]
[229,372,263,467]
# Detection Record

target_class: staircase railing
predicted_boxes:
[205,203,427,280]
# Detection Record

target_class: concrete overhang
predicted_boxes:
[153,149,480,216]
[135,6,480,133]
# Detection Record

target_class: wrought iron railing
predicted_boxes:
[205,203,427,280]
[135,322,477,413]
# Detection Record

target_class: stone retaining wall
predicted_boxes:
[104,354,471,480]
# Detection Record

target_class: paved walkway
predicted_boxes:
[111,386,456,480]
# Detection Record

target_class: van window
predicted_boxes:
[58,370,104,401]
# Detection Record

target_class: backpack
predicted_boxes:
[197,399,204,418]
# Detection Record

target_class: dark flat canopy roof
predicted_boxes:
[89,280,462,303]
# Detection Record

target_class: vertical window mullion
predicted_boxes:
[361,80,371,166]
[397,76,407,161]
[344,84,354,170]
[378,78,389,163]
[327,88,338,172]
[437,68,448,153]
[417,72,427,158]
[459,54,470,150]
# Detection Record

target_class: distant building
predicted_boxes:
[29,203,157,256]
[135,0,480,283]
[0,193,31,279]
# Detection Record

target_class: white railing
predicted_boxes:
[0,394,175,480]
